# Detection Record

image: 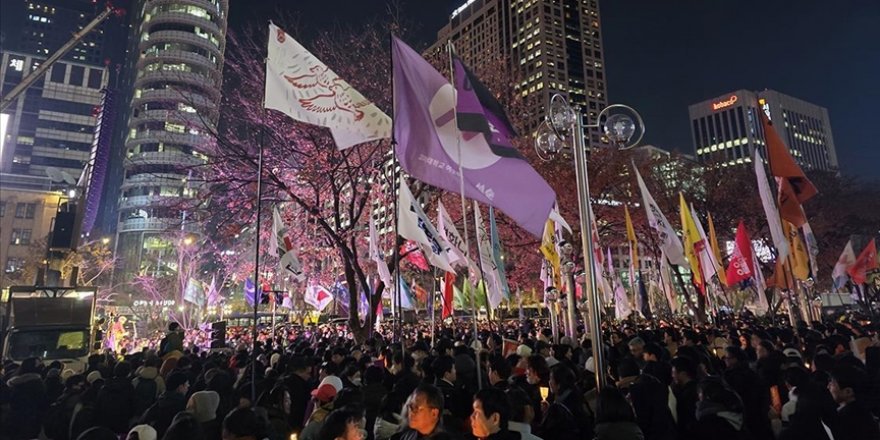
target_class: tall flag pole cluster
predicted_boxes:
[257,23,874,322]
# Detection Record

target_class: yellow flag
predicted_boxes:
[625,205,638,264]
[679,194,704,289]
[540,219,561,285]
[707,213,728,286]
[784,221,810,281]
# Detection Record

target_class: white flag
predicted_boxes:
[633,164,688,266]
[265,24,391,149]
[437,202,479,276]
[659,255,679,314]
[474,201,504,309]
[751,251,770,315]
[548,204,572,235]
[832,240,856,289]
[689,205,723,281]
[305,284,334,312]
[754,151,790,261]
[398,181,455,272]
[802,221,820,276]
[272,206,305,281]
[369,215,394,288]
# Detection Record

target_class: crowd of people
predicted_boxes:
[1,314,879,440]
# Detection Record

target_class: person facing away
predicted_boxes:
[593,387,644,440]
[317,407,367,440]
[506,388,543,440]
[471,388,520,440]
[139,371,190,438]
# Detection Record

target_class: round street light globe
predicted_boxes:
[603,113,636,145]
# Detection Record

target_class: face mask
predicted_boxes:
[351,377,362,386]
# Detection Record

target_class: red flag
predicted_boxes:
[777,178,807,227]
[848,239,878,285]
[441,271,455,319]
[758,101,817,202]
[400,241,430,271]
[726,221,754,285]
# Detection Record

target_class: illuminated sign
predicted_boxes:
[451,0,477,18]
[712,95,738,111]
[758,98,771,121]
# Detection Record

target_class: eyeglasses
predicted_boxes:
[408,403,436,414]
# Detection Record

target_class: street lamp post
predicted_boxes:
[535,94,645,391]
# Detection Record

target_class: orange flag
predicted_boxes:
[778,178,807,228]
[758,102,818,203]
[848,239,878,285]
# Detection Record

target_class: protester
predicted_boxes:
[594,387,644,440]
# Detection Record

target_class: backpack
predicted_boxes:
[133,377,159,417]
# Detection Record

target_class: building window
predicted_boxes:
[14,202,37,219]
[11,229,32,246]
[69,65,85,86]
[87,68,102,89]
[50,62,66,82]
[4,258,26,273]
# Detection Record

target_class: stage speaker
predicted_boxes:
[49,210,76,249]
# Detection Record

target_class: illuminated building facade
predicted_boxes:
[427,0,609,146]
[112,0,229,277]
[688,89,839,171]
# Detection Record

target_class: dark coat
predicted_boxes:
[829,401,880,440]
[95,376,136,433]
[594,421,645,440]
[4,373,48,440]
[686,413,750,440]
[723,363,772,440]
[283,373,314,432]
[139,391,187,438]
[673,380,699,434]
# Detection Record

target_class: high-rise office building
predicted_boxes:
[427,0,609,146]
[0,51,108,178]
[113,0,229,276]
[688,89,839,171]
[0,0,111,65]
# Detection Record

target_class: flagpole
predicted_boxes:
[447,40,483,390]
[756,105,802,328]
[250,126,264,404]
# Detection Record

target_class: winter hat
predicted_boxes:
[516,345,533,358]
[319,375,344,393]
[311,383,338,403]
[61,369,76,380]
[782,348,802,359]
[165,371,189,392]
[127,424,158,440]
[86,370,103,384]
[270,353,282,369]
[187,390,221,423]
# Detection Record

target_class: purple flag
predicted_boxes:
[244,278,260,307]
[391,37,555,238]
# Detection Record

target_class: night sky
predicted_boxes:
[230,0,880,180]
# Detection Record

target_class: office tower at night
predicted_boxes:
[688,89,839,171]
[113,0,229,277]
[427,0,609,146]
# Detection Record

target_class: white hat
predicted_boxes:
[86,370,103,384]
[270,353,282,368]
[127,424,157,440]
[545,357,560,368]
[516,345,533,357]
[320,375,344,393]
[584,357,596,374]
